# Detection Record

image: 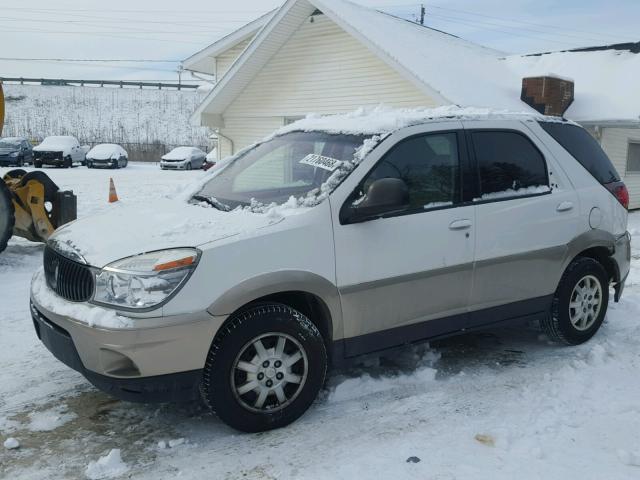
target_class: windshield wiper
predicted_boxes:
[192,195,231,212]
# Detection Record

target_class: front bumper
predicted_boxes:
[613,231,631,302]
[30,281,226,402]
[160,161,187,170]
[88,159,116,168]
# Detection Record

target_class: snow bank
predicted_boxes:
[85,449,129,479]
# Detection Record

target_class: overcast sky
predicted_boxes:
[1,0,638,83]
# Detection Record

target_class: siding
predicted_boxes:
[600,126,640,209]
[218,116,283,159]
[216,37,254,80]
[216,14,438,156]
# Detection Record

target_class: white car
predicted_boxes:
[30,109,630,433]
[86,144,128,169]
[33,136,88,168]
[160,147,206,170]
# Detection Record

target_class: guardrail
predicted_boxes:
[0,77,200,90]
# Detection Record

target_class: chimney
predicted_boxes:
[521,76,574,116]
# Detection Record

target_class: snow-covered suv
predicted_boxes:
[30,108,631,432]
[33,136,89,168]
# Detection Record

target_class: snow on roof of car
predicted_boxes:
[162,146,204,160]
[33,136,78,150]
[87,144,127,160]
[275,105,564,137]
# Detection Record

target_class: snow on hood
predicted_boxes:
[87,143,127,160]
[49,198,287,267]
[162,147,202,160]
[33,136,78,152]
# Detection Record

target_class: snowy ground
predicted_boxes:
[1,163,640,479]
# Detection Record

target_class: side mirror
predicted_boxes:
[342,177,409,223]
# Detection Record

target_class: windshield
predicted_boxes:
[194,131,366,209]
[0,139,20,148]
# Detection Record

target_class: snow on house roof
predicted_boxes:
[182,10,275,75]
[191,0,640,125]
[192,0,529,125]
[503,43,640,122]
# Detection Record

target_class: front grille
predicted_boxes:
[44,246,94,302]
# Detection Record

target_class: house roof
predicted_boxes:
[502,42,640,122]
[192,0,640,125]
[181,10,275,75]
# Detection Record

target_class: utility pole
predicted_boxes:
[420,4,425,25]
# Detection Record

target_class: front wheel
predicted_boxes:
[63,156,72,168]
[541,257,609,345]
[34,161,42,168]
[186,162,192,171]
[201,304,327,432]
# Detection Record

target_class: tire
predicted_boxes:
[123,159,128,168]
[17,156,24,167]
[186,162,192,171]
[541,257,609,345]
[34,161,42,168]
[64,156,72,168]
[201,303,327,433]
[0,179,15,254]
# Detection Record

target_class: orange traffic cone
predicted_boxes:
[108,178,119,203]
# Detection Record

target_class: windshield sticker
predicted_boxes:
[299,154,341,172]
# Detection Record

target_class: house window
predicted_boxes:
[627,142,640,173]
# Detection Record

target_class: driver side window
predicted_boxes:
[356,132,461,212]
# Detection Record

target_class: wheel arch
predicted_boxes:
[207,271,342,355]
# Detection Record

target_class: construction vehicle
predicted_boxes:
[0,83,77,254]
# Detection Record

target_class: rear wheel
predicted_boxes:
[0,180,15,254]
[541,257,609,345]
[201,304,327,432]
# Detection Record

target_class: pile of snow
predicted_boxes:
[3,437,20,450]
[475,185,551,201]
[27,405,77,432]
[85,449,129,479]
[87,144,127,160]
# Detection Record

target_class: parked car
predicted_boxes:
[160,147,206,170]
[30,111,630,433]
[202,148,217,171]
[0,137,33,166]
[86,144,128,169]
[33,136,88,168]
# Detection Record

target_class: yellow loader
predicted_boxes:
[0,83,77,253]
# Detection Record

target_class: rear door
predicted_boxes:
[462,120,580,315]
[331,122,477,356]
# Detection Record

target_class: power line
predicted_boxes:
[0,57,181,63]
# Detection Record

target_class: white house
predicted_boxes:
[183,0,640,207]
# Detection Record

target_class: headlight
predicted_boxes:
[9,152,18,157]
[93,248,200,310]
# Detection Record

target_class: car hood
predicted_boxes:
[49,198,286,267]
[33,145,70,155]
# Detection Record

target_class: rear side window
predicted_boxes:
[627,142,640,173]
[539,122,620,183]
[471,131,548,199]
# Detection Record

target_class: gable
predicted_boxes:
[224,14,438,118]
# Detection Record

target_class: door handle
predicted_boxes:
[556,201,574,212]
[449,219,472,230]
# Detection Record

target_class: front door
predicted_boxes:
[331,123,476,356]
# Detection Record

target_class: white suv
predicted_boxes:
[30,109,631,432]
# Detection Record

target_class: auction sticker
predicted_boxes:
[299,154,341,172]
